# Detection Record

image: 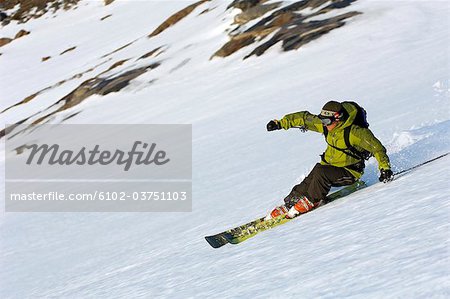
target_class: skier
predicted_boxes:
[265,100,393,219]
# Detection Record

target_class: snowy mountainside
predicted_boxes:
[1,0,450,298]
[1,0,363,134]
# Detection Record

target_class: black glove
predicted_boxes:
[267,120,281,131]
[379,169,394,183]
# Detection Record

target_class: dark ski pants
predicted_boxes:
[284,163,356,208]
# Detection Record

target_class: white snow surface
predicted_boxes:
[1,0,450,298]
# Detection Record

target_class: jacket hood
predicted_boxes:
[336,102,357,130]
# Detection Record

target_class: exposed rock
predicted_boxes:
[212,34,258,58]
[0,92,39,114]
[1,120,26,139]
[100,14,112,21]
[0,37,12,47]
[227,0,263,11]
[149,0,210,37]
[198,8,211,15]
[0,0,80,23]
[247,11,360,58]
[41,56,51,62]
[234,2,282,25]
[60,46,76,55]
[138,46,164,60]
[213,0,360,59]
[14,29,30,39]
[22,93,38,103]
[0,60,110,115]
[99,59,130,75]
[101,42,133,58]
[0,11,8,21]
[62,111,81,121]
[31,63,161,125]
[0,62,162,139]
[0,29,30,47]
[104,0,114,5]
[108,59,129,70]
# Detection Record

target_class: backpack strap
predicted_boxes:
[344,126,373,160]
[343,127,360,158]
[322,126,366,161]
[343,126,367,160]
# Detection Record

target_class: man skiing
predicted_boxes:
[266,100,393,220]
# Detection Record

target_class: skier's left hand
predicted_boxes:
[267,120,281,131]
[379,169,394,183]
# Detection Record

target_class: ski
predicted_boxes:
[205,152,450,248]
[205,180,367,248]
[204,232,229,249]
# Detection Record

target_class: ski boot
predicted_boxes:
[286,196,314,219]
[265,205,288,221]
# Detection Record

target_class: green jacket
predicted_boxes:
[278,103,391,179]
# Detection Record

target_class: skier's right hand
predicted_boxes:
[267,120,281,131]
[379,169,394,183]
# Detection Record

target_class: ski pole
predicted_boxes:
[394,152,449,176]
[293,125,448,177]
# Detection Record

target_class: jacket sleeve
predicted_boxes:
[350,127,391,170]
[278,111,324,133]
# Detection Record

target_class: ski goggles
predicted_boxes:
[319,117,334,126]
[318,110,341,126]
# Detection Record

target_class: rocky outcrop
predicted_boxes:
[0,11,8,21]
[60,46,76,55]
[1,0,363,140]
[99,59,130,75]
[213,0,360,59]
[37,63,158,120]
[234,2,282,25]
[227,0,262,11]
[247,11,360,58]
[1,63,161,138]
[149,0,210,37]
[0,0,80,23]
[14,29,30,39]
[101,42,133,58]
[0,38,12,47]
[33,63,158,122]
[145,0,359,59]
[100,14,112,21]
[1,60,112,115]
[0,29,30,48]
[138,46,165,60]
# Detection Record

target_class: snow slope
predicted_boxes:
[1,0,449,298]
